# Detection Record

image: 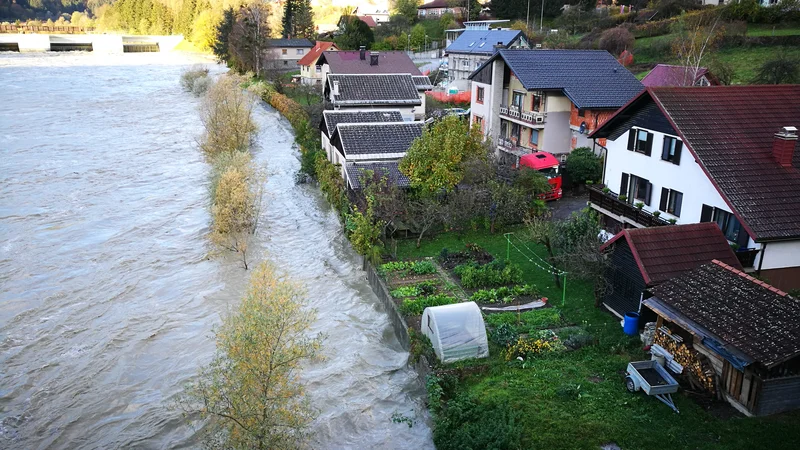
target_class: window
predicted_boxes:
[701,205,744,242]
[511,123,521,142]
[529,129,539,146]
[627,128,653,156]
[474,115,483,129]
[659,188,683,217]
[462,59,469,68]
[281,48,287,55]
[283,60,288,65]
[296,49,304,55]
[477,86,485,104]
[578,108,585,117]
[661,136,682,164]
[532,92,542,112]
[619,173,652,205]
[512,91,524,109]
[316,65,322,73]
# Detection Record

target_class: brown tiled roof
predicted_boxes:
[592,86,800,241]
[298,41,336,67]
[646,260,800,368]
[357,15,377,27]
[600,223,743,285]
[319,50,422,75]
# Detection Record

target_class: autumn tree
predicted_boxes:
[752,54,800,85]
[178,262,323,449]
[199,74,258,157]
[670,14,723,86]
[598,26,634,57]
[399,115,486,194]
[393,0,421,22]
[229,2,272,75]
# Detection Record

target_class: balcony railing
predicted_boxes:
[497,137,532,157]
[499,105,546,126]
[734,248,759,268]
[588,185,671,227]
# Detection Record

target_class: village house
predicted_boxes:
[298,41,338,86]
[317,48,421,79]
[641,64,719,87]
[445,27,528,91]
[329,121,424,187]
[417,0,464,18]
[265,38,314,71]
[324,73,425,120]
[468,49,643,162]
[599,223,743,318]
[643,260,800,416]
[319,110,404,165]
[588,85,800,290]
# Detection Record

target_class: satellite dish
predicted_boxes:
[579,122,587,134]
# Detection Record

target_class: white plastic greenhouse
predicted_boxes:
[421,302,489,364]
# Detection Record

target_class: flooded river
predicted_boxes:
[0,52,432,449]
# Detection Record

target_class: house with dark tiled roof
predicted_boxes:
[319,110,404,165]
[417,0,464,18]
[324,73,424,120]
[328,122,424,187]
[589,85,800,290]
[266,38,314,71]
[445,29,528,90]
[467,49,644,162]
[641,64,718,87]
[643,260,800,416]
[318,49,422,77]
[598,223,743,318]
[299,41,338,86]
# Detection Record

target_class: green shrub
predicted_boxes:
[400,294,458,315]
[470,284,539,304]
[454,260,523,289]
[410,329,437,365]
[432,395,523,450]
[484,309,563,333]
[490,323,519,348]
[180,65,210,95]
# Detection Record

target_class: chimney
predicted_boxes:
[333,80,339,96]
[359,46,366,60]
[370,52,379,66]
[772,126,798,168]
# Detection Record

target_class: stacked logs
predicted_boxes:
[654,329,716,395]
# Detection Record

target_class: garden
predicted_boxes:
[390,229,800,450]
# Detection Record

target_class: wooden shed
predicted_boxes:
[644,260,800,416]
[599,223,743,318]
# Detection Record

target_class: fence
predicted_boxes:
[426,90,471,104]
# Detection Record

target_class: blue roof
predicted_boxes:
[446,29,524,55]
[471,49,644,109]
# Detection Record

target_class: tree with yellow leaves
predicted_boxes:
[179,262,323,449]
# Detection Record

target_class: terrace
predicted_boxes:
[588,185,671,228]
[499,104,546,127]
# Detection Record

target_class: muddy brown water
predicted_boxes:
[0,52,432,449]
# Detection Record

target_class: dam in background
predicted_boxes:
[0,34,183,52]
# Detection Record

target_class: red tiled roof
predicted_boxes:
[319,50,422,75]
[592,86,800,241]
[646,260,800,368]
[600,223,743,285]
[641,64,714,87]
[298,41,337,67]
[357,15,377,27]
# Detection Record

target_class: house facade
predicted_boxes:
[266,38,314,71]
[417,0,464,18]
[299,41,338,86]
[468,49,643,162]
[644,260,800,416]
[589,86,800,290]
[324,73,424,120]
[320,110,404,169]
[445,29,528,90]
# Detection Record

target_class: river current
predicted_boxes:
[0,52,433,449]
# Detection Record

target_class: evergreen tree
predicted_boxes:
[281,0,296,38]
[334,15,374,50]
[293,0,315,39]
[213,7,235,66]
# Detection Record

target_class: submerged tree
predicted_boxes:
[178,262,323,449]
[199,74,258,157]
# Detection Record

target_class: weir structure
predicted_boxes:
[0,34,183,53]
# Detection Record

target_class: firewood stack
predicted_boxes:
[654,329,716,395]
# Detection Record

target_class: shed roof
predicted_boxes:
[591,86,800,241]
[326,74,421,106]
[445,29,524,55]
[266,38,313,48]
[346,161,410,189]
[331,122,424,156]
[298,41,337,66]
[321,109,404,137]
[412,75,434,91]
[645,260,800,368]
[469,49,643,109]
[641,64,713,87]
[600,223,743,286]
[319,50,421,75]
[357,15,377,27]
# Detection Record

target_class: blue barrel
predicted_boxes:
[623,312,640,336]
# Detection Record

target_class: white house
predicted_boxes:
[320,110,404,165]
[444,28,528,91]
[266,38,314,71]
[589,85,800,291]
[298,41,338,86]
[323,73,424,121]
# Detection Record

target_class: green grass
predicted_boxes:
[716,45,800,83]
[397,229,800,450]
[282,86,321,106]
[746,23,800,36]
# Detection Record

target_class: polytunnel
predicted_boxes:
[421,302,489,364]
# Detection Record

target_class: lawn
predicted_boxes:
[396,229,800,450]
[746,23,800,36]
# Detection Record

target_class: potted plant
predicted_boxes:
[730,242,741,251]
[618,194,627,202]
[586,180,594,185]
[668,218,677,224]
[635,201,644,209]
[652,211,661,217]
[602,187,610,194]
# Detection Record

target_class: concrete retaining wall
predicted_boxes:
[364,258,410,350]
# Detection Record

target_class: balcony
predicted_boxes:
[588,185,671,228]
[734,248,759,269]
[497,137,533,157]
[499,105,546,127]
